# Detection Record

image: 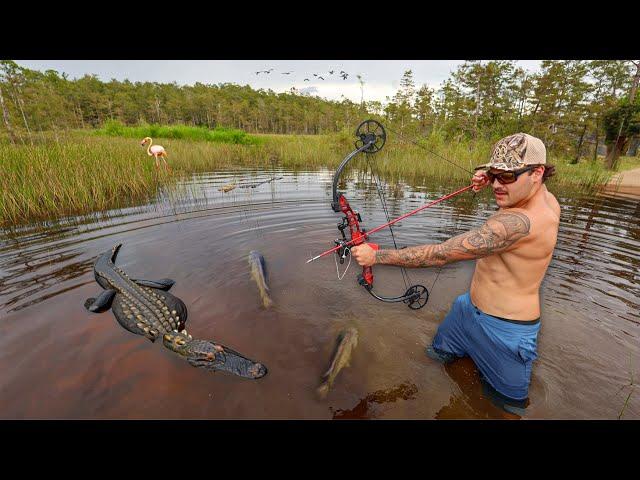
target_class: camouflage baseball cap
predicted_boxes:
[475,133,546,171]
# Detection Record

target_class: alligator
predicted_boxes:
[238,176,284,189]
[84,244,267,379]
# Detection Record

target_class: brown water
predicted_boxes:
[1,168,639,419]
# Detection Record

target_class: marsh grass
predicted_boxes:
[618,155,640,171]
[1,136,157,227]
[336,132,615,190]
[618,381,635,420]
[0,132,340,227]
[0,130,624,227]
[95,120,261,145]
[612,353,637,420]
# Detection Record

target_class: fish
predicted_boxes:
[218,183,237,193]
[316,327,359,399]
[248,250,273,308]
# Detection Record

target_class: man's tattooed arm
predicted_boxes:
[374,211,531,268]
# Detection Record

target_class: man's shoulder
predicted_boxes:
[544,190,561,220]
[490,207,531,222]
[486,209,532,237]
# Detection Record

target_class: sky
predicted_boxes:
[15,60,543,105]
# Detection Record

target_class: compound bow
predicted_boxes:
[328,119,429,309]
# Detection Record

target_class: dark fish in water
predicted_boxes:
[317,327,358,399]
[248,250,273,308]
[84,244,267,379]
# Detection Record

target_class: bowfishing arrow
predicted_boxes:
[306,183,474,263]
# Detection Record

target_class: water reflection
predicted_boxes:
[0,167,639,419]
[434,358,523,420]
[332,381,418,419]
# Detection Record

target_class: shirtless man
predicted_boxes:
[351,133,560,413]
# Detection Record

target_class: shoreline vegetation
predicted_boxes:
[2,126,638,229]
[95,120,262,145]
[2,60,639,228]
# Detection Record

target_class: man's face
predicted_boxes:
[489,166,543,208]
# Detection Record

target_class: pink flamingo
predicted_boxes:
[140,137,170,171]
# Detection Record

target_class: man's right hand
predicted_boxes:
[472,170,490,192]
[350,244,377,267]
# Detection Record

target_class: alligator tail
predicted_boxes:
[110,244,122,262]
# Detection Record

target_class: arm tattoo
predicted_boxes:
[375,211,531,268]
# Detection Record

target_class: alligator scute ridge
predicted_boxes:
[84,243,267,379]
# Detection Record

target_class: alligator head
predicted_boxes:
[163,332,267,380]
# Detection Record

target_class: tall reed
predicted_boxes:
[0,130,619,228]
[95,120,261,145]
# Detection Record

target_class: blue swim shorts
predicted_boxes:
[431,292,540,401]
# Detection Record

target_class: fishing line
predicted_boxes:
[384,125,475,176]
[382,126,484,303]
[334,246,352,280]
[365,155,413,291]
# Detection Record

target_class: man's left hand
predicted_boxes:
[472,170,490,192]
[351,244,377,267]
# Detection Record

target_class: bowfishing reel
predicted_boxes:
[354,119,386,153]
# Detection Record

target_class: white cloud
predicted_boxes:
[299,86,319,96]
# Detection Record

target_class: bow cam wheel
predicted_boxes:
[355,119,386,153]
[404,285,429,310]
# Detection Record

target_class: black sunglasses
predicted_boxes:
[486,166,537,185]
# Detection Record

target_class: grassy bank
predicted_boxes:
[95,120,261,145]
[0,129,628,228]
[0,132,340,227]
[618,155,640,171]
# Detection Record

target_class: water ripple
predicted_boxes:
[0,168,638,419]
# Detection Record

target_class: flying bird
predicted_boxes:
[313,73,318,77]
[255,71,262,75]
[304,78,310,81]
[282,71,293,75]
[329,70,334,75]
[319,76,325,80]
[341,73,348,80]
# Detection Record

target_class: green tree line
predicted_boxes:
[0,60,365,137]
[373,60,640,169]
[1,59,639,169]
